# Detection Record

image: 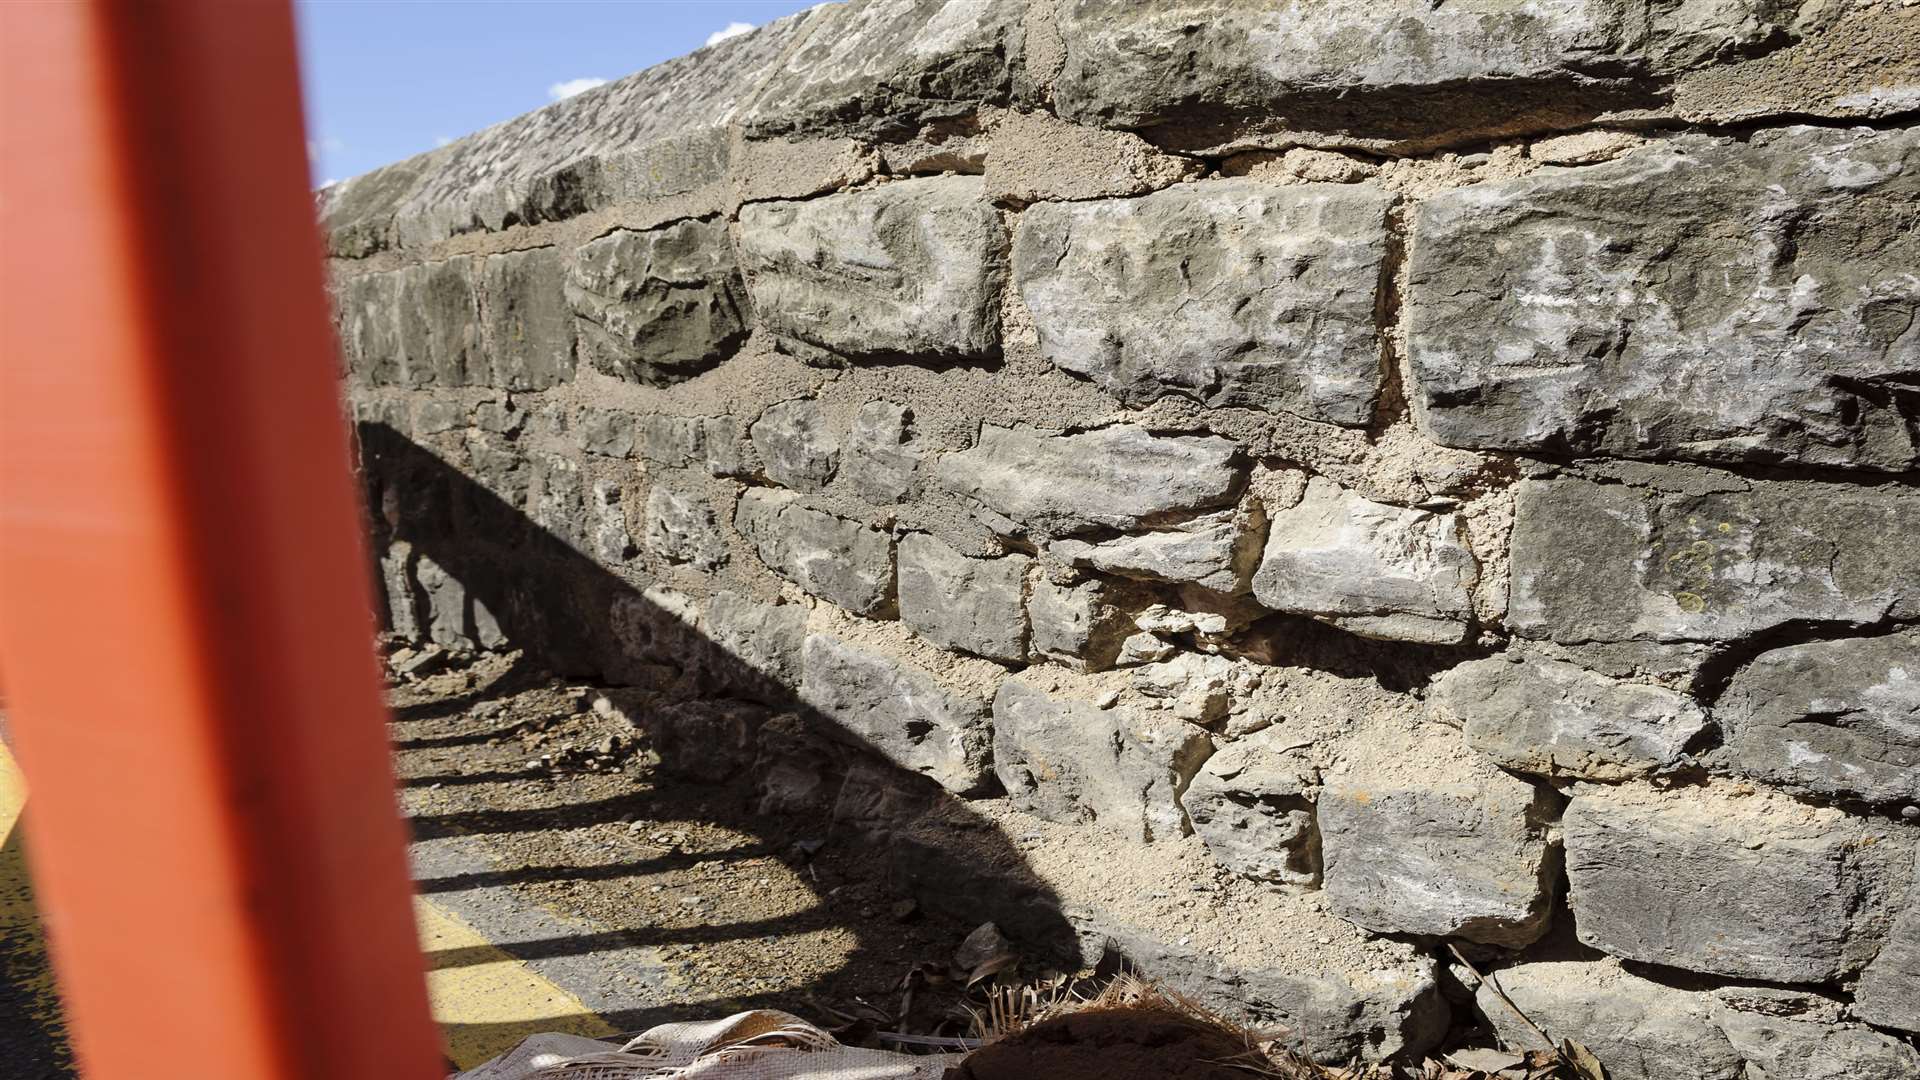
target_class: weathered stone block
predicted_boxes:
[636,414,707,467]
[1320,752,1559,947]
[841,401,924,504]
[1855,847,1920,1035]
[1016,181,1388,424]
[936,424,1243,536]
[896,533,1029,663]
[1509,473,1920,645]
[1089,921,1448,1064]
[642,483,724,570]
[749,398,840,492]
[576,407,636,458]
[1718,632,1920,805]
[1471,958,1744,1080]
[1185,728,1319,886]
[1710,987,1920,1080]
[396,260,483,387]
[705,590,809,690]
[1409,127,1920,471]
[1049,1,1806,149]
[479,247,576,391]
[733,489,893,616]
[992,678,1213,843]
[1026,577,1134,672]
[566,218,747,386]
[738,0,1023,140]
[378,541,422,642]
[1050,505,1263,594]
[1130,652,1242,726]
[590,481,635,564]
[337,273,404,385]
[532,453,587,551]
[1562,784,1910,982]
[736,175,1004,364]
[414,553,472,651]
[1251,477,1477,644]
[413,399,463,435]
[799,632,992,794]
[1432,655,1707,781]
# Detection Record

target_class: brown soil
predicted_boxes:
[948,1007,1254,1080]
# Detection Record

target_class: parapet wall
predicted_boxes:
[326,2,1920,1071]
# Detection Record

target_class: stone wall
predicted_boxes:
[325,1,1920,1072]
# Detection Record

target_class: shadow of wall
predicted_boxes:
[356,420,1082,1025]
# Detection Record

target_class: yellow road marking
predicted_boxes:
[416,895,619,1069]
[0,739,614,1072]
[0,739,71,1060]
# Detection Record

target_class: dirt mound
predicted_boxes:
[947,1006,1255,1080]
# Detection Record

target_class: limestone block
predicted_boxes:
[738,0,1025,140]
[414,553,472,651]
[1016,181,1388,424]
[1319,747,1559,947]
[936,423,1243,536]
[379,542,423,642]
[1432,655,1707,781]
[1049,505,1263,594]
[705,590,808,689]
[1470,958,1744,1080]
[479,247,576,391]
[992,678,1213,843]
[567,218,748,386]
[532,453,587,551]
[1049,0,1809,149]
[841,401,925,504]
[464,432,530,510]
[395,260,483,387]
[1854,846,1920,1035]
[749,398,840,492]
[737,175,1004,364]
[1709,988,1920,1080]
[733,489,893,616]
[1562,783,1910,982]
[413,399,463,435]
[1719,631,1920,805]
[1509,473,1920,645]
[637,414,708,467]
[576,407,636,458]
[336,273,403,386]
[642,484,725,571]
[1185,728,1319,886]
[1251,477,1477,644]
[1089,922,1448,1064]
[1026,577,1134,672]
[896,533,1029,663]
[1409,128,1920,471]
[590,481,635,564]
[799,632,992,795]
[1130,653,1240,727]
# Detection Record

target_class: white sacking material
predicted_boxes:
[454,1010,962,1080]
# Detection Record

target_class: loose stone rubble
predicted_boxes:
[333,0,1920,1064]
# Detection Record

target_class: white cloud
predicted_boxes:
[435,135,455,148]
[319,178,340,188]
[705,21,754,46]
[306,136,346,160]
[548,76,609,101]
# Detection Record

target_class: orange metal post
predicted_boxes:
[0,3,442,1078]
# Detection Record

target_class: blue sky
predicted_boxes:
[296,1,823,184]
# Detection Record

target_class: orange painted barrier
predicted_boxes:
[0,2,442,1077]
